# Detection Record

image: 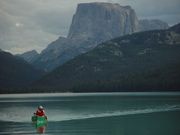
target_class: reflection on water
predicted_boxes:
[0,92,180,135]
[35,125,46,134]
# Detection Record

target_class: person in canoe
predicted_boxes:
[32,106,47,133]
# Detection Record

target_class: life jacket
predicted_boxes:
[36,109,45,116]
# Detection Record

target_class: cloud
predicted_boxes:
[0,0,179,54]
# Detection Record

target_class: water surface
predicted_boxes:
[0,92,180,135]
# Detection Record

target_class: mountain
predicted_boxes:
[34,23,180,92]
[68,3,138,40]
[32,2,139,72]
[18,50,39,64]
[169,23,180,33]
[138,19,169,31]
[0,50,44,93]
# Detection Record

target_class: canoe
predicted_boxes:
[32,116,47,127]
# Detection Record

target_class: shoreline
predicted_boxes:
[1,92,180,98]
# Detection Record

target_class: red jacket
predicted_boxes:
[36,109,45,116]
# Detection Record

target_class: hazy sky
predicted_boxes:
[0,0,180,54]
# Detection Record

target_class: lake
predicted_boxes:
[0,92,180,135]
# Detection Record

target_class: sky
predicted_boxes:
[0,0,180,54]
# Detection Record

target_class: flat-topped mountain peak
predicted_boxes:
[68,2,138,39]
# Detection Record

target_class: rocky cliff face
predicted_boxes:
[138,19,169,31]
[68,3,138,41]
[33,2,139,71]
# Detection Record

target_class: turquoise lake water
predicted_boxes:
[0,92,180,135]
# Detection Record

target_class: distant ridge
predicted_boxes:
[138,19,169,31]
[18,50,39,64]
[0,50,44,93]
